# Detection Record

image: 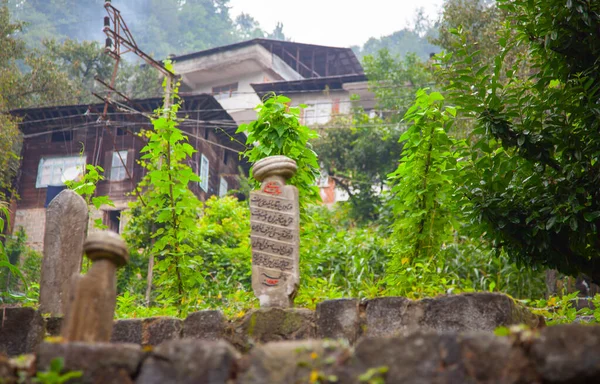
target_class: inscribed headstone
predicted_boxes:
[250,156,300,308]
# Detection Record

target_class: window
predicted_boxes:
[303,100,333,125]
[219,176,228,197]
[36,155,85,188]
[51,131,72,142]
[223,151,229,165]
[110,151,129,181]
[106,210,122,233]
[199,154,209,192]
[212,83,238,100]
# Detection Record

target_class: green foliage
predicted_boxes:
[237,94,320,211]
[385,89,462,296]
[66,158,114,229]
[436,0,600,282]
[124,67,203,310]
[121,195,255,318]
[299,204,390,302]
[316,51,433,222]
[33,357,83,384]
[364,51,435,123]
[529,293,600,325]
[0,227,42,304]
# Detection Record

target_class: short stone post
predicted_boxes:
[61,231,129,342]
[39,189,89,316]
[250,156,300,308]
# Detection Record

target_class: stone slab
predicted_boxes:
[39,189,88,316]
[142,317,182,346]
[136,339,239,384]
[0,307,44,356]
[112,319,143,344]
[36,341,143,384]
[531,324,600,383]
[183,310,226,340]
[238,340,349,384]
[316,299,360,343]
[232,308,315,351]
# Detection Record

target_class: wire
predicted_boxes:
[15,94,417,126]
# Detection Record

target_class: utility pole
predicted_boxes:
[101,0,176,119]
[100,0,177,306]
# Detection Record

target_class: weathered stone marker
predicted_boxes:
[250,156,300,308]
[61,231,129,342]
[39,189,88,316]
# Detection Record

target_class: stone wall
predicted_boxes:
[1,293,544,357]
[6,293,582,383]
[1,325,599,383]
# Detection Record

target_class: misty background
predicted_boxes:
[7,0,440,61]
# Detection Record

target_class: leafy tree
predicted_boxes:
[235,13,265,40]
[267,22,288,41]
[315,51,433,221]
[432,0,500,64]
[438,0,600,283]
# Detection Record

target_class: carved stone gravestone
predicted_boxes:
[250,156,300,308]
[39,189,88,316]
[61,231,129,342]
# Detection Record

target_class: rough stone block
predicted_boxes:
[36,341,143,384]
[238,339,350,384]
[0,354,16,383]
[335,331,539,384]
[364,297,412,337]
[316,299,360,342]
[142,317,182,346]
[419,293,544,332]
[183,310,226,340]
[112,319,143,344]
[531,324,600,383]
[0,307,44,356]
[136,339,239,384]
[45,316,63,337]
[233,308,315,351]
[364,293,542,338]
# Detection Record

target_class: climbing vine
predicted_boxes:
[386,89,464,296]
[124,62,203,311]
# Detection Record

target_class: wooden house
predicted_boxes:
[10,94,247,250]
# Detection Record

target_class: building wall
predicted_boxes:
[287,90,352,125]
[15,119,243,250]
[13,208,46,251]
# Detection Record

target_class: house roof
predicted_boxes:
[11,94,246,152]
[170,38,364,78]
[250,74,368,98]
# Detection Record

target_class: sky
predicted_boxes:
[228,0,444,48]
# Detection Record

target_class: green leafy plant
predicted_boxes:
[65,145,114,229]
[385,89,463,297]
[0,201,28,298]
[33,357,82,384]
[237,94,321,212]
[436,0,600,283]
[124,61,204,312]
